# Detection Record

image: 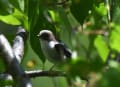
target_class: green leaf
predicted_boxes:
[13,9,28,30]
[111,0,120,24]
[94,35,109,62]
[74,33,89,59]
[29,0,55,63]
[0,0,13,15]
[52,7,73,48]
[0,9,29,25]
[67,12,81,29]
[67,60,90,79]
[70,0,94,24]
[9,0,24,12]
[0,8,28,28]
[29,0,42,63]
[94,3,107,16]
[0,15,21,25]
[0,58,5,72]
[96,68,120,87]
[110,24,120,52]
[30,25,46,64]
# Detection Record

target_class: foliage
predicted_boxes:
[1,0,120,87]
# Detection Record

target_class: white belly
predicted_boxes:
[40,40,64,63]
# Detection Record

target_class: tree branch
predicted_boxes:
[13,26,27,63]
[25,70,72,87]
[24,70,67,78]
[0,27,32,87]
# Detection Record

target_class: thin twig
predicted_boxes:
[25,70,73,87]
[24,70,66,78]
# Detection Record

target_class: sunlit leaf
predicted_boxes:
[13,9,28,30]
[110,24,120,52]
[0,8,28,26]
[94,35,109,62]
[94,3,107,16]
[0,15,21,25]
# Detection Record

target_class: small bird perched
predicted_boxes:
[37,30,71,65]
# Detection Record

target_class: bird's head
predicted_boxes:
[37,30,56,41]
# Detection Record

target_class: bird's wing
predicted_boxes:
[55,43,72,58]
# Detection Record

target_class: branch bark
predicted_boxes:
[25,70,66,78]
[13,26,27,63]
[0,26,32,87]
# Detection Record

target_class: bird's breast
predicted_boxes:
[40,40,65,63]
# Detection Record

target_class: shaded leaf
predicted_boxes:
[58,8,73,48]
[0,0,13,15]
[111,0,120,24]
[96,67,120,87]
[29,0,55,63]
[9,0,24,12]
[0,58,5,72]
[71,0,94,24]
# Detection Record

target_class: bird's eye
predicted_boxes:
[40,33,49,40]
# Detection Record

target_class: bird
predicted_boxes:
[37,30,71,66]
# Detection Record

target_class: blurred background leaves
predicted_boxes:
[1,0,120,87]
